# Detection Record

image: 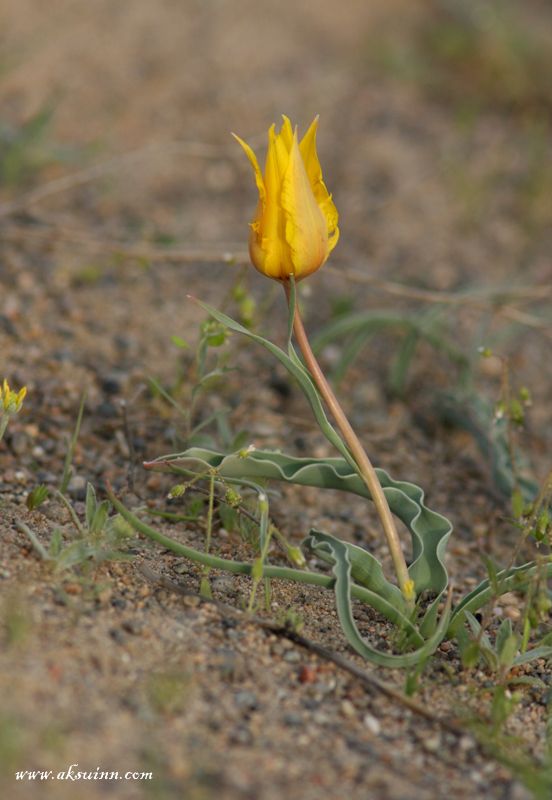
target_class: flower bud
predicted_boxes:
[234,116,339,281]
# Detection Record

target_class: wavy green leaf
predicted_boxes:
[305,528,405,610]
[301,530,451,667]
[146,446,453,599]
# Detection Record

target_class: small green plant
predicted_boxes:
[19,483,135,573]
[26,484,49,511]
[276,606,305,634]
[149,311,247,451]
[457,612,551,677]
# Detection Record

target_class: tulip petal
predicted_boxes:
[258,124,292,278]
[279,115,294,152]
[232,133,266,206]
[281,130,328,278]
[300,117,339,251]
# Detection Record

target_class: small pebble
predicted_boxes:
[340,700,356,718]
[298,665,317,684]
[100,372,125,395]
[423,734,441,753]
[458,735,475,751]
[283,650,301,664]
[363,714,381,735]
[67,475,87,500]
[234,691,258,711]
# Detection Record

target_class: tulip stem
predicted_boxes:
[283,281,413,606]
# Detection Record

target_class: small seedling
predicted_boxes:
[26,484,49,511]
[18,483,135,574]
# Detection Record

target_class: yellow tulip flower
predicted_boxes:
[234,116,339,281]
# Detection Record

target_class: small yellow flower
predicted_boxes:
[0,379,27,414]
[0,379,27,440]
[234,116,339,281]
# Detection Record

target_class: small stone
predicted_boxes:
[458,735,475,751]
[423,734,441,752]
[234,691,258,711]
[283,712,302,727]
[283,650,301,664]
[504,606,521,621]
[100,372,125,395]
[363,714,381,735]
[340,700,356,718]
[67,475,87,500]
[298,665,317,684]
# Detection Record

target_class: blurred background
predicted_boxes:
[2,0,551,279]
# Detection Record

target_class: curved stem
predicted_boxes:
[284,281,412,603]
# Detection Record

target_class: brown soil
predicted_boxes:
[1,2,551,799]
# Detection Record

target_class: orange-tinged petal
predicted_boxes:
[281,130,328,279]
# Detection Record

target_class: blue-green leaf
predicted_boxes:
[147,446,453,598]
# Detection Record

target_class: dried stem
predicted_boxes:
[284,281,412,603]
